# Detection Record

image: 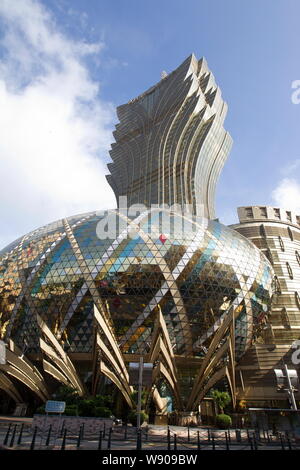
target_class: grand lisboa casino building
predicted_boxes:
[0,55,274,417]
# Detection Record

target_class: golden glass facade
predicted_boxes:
[106,54,232,219]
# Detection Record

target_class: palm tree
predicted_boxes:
[210,389,231,414]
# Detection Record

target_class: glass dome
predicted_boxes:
[0,208,274,361]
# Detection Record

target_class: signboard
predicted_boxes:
[0,340,6,365]
[45,400,66,414]
[129,362,153,386]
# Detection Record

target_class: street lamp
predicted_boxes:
[129,359,153,430]
[0,340,6,365]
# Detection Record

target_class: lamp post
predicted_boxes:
[284,363,297,411]
[129,360,153,430]
[137,357,143,431]
[0,340,6,365]
[274,364,298,410]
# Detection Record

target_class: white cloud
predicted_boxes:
[271,177,300,213]
[0,0,116,249]
[280,159,300,176]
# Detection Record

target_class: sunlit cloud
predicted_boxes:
[0,0,116,249]
[271,177,300,213]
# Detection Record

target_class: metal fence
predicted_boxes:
[0,421,298,451]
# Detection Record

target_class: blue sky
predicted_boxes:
[0,0,300,249]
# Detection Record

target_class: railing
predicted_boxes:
[0,421,298,451]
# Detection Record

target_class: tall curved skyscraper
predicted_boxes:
[106,54,232,219]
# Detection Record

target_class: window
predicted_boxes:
[245,207,253,218]
[288,227,294,241]
[274,208,281,219]
[296,292,300,310]
[296,216,300,226]
[265,249,274,265]
[260,207,267,217]
[286,211,292,222]
[286,262,293,280]
[296,251,300,267]
[260,224,267,238]
[278,236,285,252]
[274,275,281,294]
[281,307,290,328]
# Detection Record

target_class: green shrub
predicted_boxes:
[35,405,45,415]
[94,406,111,418]
[78,399,96,417]
[64,404,78,416]
[77,398,112,418]
[128,410,148,427]
[216,413,232,429]
[45,389,114,418]
[53,385,79,405]
[94,394,113,409]
[130,391,147,408]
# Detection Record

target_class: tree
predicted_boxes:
[127,390,149,426]
[210,389,231,414]
[53,385,80,405]
[130,390,148,408]
[50,386,113,417]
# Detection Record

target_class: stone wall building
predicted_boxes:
[232,206,300,405]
